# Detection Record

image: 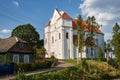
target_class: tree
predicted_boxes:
[39,39,44,46]
[111,23,120,68]
[77,15,85,62]
[98,46,104,61]
[106,40,112,61]
[86,16,101,59]
[36,46,46,55]
[11,24,40,47]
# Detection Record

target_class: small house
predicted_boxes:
[0,36,35,63]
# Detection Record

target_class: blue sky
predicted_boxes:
[0,0,120,41]
[0,0,82,39]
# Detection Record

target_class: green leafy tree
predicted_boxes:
[76,15,85,61]
[86,16,101,59]
[36,46,46,55]
[11,24,40,47]
[98,46,104,61]
[39,39,44,46]
[111,23,120,68]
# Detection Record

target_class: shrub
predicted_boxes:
[81,59,89,72]
[98,72,111,79]
[15,58,58,73]
[108,58,118,69]
[16,68,25,80]
[48,56,58,67]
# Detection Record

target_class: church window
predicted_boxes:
[66,32,69,39]
[59,33,61,40]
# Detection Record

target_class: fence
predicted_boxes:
[0,63,15,74]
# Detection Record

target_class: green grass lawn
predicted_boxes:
[62,59,77,64]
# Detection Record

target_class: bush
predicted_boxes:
[16,68,25,80]
[98,72,111,79]
[15,58,58,73]
[108,58,118,69]
[48,56,58,67]
[97,46,104,61]
[81,59,89,72]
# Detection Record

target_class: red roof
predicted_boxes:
[57,12,72,20]
[46,9,72,27]
[45,9,103,34]
[72,19,77,29]
[46,21,51,27]
[72,19,103,34]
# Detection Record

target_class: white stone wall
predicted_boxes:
[63,19,72,27]
[62,26,74,59]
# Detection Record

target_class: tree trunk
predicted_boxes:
[77,34,80,64]
[91,47,93,60]
[106,51,109,61]
[80,52,82,60]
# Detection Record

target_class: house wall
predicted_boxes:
[0,54,5,63]
[7,53,35,63]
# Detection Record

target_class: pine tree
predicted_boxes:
[86,16,101,59]
[111,23,120,68]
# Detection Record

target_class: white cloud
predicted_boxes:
[0,29,11,34]
[12,0,19,7]
[79,0,120,41]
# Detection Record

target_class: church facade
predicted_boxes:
[44,9,105,59]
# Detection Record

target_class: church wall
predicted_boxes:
[44,9,105,59]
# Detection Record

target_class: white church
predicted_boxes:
[44,9,105,59]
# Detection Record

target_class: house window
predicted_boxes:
[59,33,61,40]
[24,55,29,63]
[52,36,54,43]
[19,43,24,49]
[13,55,19,63]
[66,32,69,39]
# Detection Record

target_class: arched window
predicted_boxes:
[66,32,69,39]
[59,33,61,40]
[13,55,19,63]
[24,55,29,63]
